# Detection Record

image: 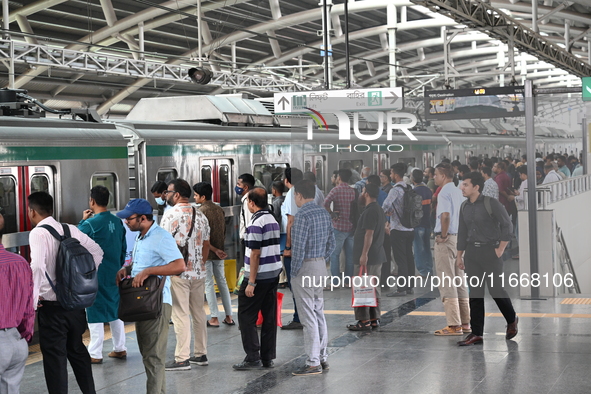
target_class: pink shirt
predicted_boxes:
[0,245,35,341]
[29,216,103,308]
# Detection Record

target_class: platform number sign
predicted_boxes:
[583,77,591,102]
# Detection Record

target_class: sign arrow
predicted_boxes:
[278,96,290,111]
[389,91,398,104]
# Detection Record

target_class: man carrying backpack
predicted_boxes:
[28,192,104,394]
[382,163,417,297]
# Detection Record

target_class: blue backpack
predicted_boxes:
[41,224,98,310]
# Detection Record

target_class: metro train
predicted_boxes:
[0,111,581,258]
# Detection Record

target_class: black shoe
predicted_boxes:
[346,320,371,331]
[189,355,208,366]
[165,360,191,371]
[281,321,303,330]
[262,360,274,368]
[320,361,329,371]
[233,360,262,370]
[292,365,322,376]
[386,291,406,297]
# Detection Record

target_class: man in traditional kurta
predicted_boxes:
[79,185,127,364]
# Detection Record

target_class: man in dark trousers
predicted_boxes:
[346,183,386,331]
[456,172,518,346]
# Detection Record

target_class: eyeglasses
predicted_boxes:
[125,215,140,222]
[162,190,177,196]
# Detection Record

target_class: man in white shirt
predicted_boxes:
[432,164,470,337]
[28,192,103,394]
[542,162,562,184]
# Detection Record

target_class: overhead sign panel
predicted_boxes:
[424,86,525,121]
[274,87,404,114]
[583,77,591,101]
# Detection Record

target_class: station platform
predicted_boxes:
[20,268,591,394]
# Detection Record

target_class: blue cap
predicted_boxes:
[116,198,153,219]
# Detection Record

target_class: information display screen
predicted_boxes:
[424,86,525,120]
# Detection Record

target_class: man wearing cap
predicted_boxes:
[115,199,185,394]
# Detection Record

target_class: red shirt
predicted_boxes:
[324,183,356,232]
[494,171,512,212]
[0,245,35,342]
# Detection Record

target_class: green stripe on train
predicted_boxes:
[0,146,127,161]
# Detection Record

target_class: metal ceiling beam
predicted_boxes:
[95,0,414,115]
[410,0,591,77]
[494,0,591,26]
[3,0,69,24]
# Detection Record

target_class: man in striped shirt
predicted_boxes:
[0,212,35,394]
[233,188,282,370]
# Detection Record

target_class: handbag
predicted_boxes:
[351,266,378,308]
[176,207,197,270]
[256,291,284,327]
[118,275,166,322]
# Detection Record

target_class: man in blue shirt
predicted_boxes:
[291,180,335,376]
[116,199,184,394]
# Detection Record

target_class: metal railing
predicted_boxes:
[555,224,580,294]
[523,174,591,210]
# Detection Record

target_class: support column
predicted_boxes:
[582,117,588,175]
[138,22,144,60]
[532,0,538,34]
[231,42,236,71]
[524,79,540,299]
[387,4,397,88]
[197,0,202,66]
[2,0,9,39]
[565,22,570,51]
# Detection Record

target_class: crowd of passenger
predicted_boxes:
[0,151,584,393]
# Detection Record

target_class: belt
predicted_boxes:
[40,300,61,306]
[434,232,457,236]
[469,241,500,248]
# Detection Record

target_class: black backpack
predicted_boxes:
[41,224,99,311]
[460,195,494,220]
[393,184,423,228]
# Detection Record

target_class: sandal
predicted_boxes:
[434,326,463,336]
[207,321,219,327]
[461,324,472,333]
[222,319,236,326]
[346,320,371,331]
[370,319,380,329]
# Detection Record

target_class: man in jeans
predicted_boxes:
[116,198,184,393]
[193,182,233,327]
[410,169,433,277]
[324,168,356,286]
[161,179,211,371]
[382,163,416,296]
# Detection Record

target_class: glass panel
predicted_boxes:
[253,163,288,193]
[219,165,230,207]
[397,157,416,168]
[315,158,324,190]
[0,176,17,234]
[201,166,212,184]
[381,154,388,172]
[30,174,49,194]
[373,155,378,174]
[157,168,178,184]
[304,160,311,173]
[91,173,117,210]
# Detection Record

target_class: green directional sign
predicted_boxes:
[583,77,591,101]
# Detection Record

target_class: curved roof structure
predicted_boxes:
[0,0,589,117]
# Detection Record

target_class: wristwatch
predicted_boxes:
[248,281,257,287]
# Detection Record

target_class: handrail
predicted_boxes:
[523,174,591,210]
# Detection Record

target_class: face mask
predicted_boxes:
[155,197,165,205]
[235,186,244,196]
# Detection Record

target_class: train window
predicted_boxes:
[397,157,416,168]
[219,164,231,207]
[201,166,212,184]
[157,168,178,184]
[253,163,288,193]
[91,173,117,210]
[0,176,17,234]
[373,155,379,176]
[339,160,363,173]
[304,160,311,173]
[31,174,49,194]
[315,158,325,190]
[380,154,388,172]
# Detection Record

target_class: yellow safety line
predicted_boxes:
[409,311,591,318]
[561,298,591,305]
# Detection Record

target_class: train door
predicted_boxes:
[304,155,326,192]
[201,158,234,207]
[372,153,389,173]
[0,166,55,255]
